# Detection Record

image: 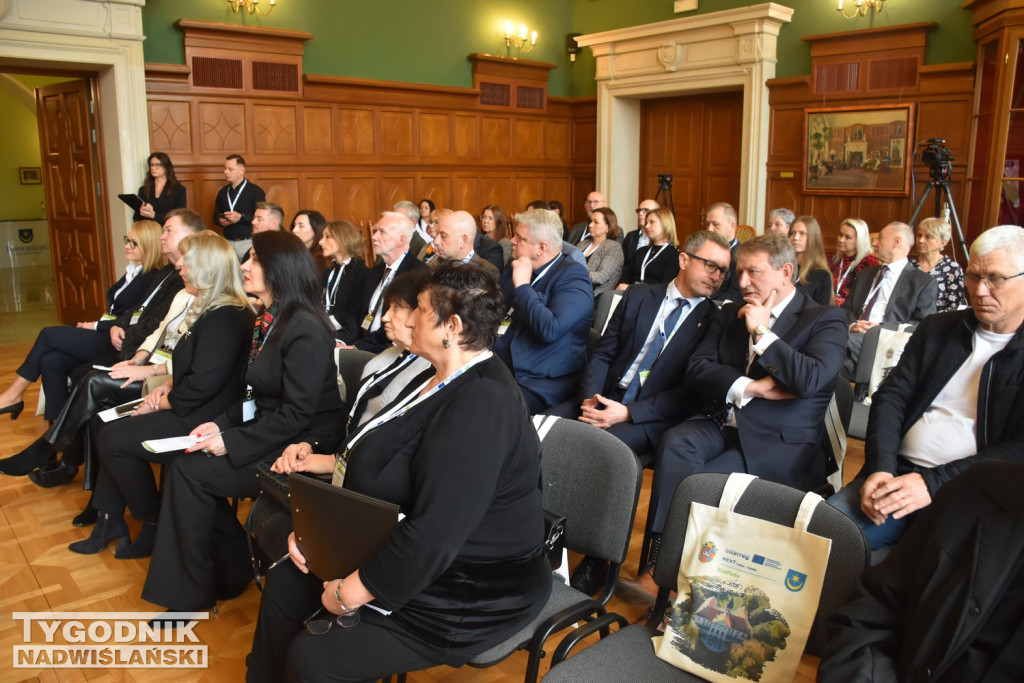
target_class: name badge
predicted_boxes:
[130,311,142,326]
[361,313,374,331]
[331,452,348,488]
[497,319,511,336]
[242,385,256,422]
[329,315,341,331]
[152,348,173,376]
[638,370,651,387]
[100,313,117,321]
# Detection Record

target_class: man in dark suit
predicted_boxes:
[565,191,606,246]
[621,198,659,269]
[430,211,499,275]
[214,154,265,261]
[351,212,428,354]
[472,231,505,271]
[840,221,938,376]
[494,208,593,414]
[705,201,743,303]
[393,201,428,261]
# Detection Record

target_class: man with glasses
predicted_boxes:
[828,224,1024,551]
[622,198,659,268]
[566,191,607,246]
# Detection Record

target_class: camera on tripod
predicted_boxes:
[657,174,674,191]
[919,139,954,181]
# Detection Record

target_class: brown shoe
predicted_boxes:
[615,568,658,605]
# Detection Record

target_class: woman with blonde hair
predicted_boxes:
[910,217,965,312]
[790,215,834,305]
[618,207,680,288]
[69,231,255,556]
[830,217,879,307]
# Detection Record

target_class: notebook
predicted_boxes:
[117,193,145,212]
[289,473,400,581]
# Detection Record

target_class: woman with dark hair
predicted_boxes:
[580,206,624,296]
[247,262,550,683]
[549,199,568,234]
[319,220,370,345]
[141,231,344,615]
[291,210,330,275]
[134,152,187,226]
[790,215,834,305]
[617,207,680,288]
[479,204,512,266]
[66,232,254,556]
[416,198,435,235]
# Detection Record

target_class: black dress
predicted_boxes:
[132,183,187,226]
[247,355,551,682]
[796,266,834,306]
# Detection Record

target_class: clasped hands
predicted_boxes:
[859,471,931,526]
[270,441,334,475]
[579,395,629,430]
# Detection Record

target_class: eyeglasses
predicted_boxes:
[149,162,163,168]
[584,199,604,206]
[303,607,360,634]
[965,271,1024,290]
[685,252,729,277]
[636,207,652,215]
[123,236,139,248]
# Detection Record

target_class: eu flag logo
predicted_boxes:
[785,570,807,592]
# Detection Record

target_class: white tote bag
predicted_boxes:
[653,473,832,683]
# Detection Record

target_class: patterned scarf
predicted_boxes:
[249,302,277,367]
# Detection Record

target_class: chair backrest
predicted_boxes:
[652,473,869,658]
[853,321,917,388]
[335,348,376,403]
[736,225,757,243]
[593,289,623,335]
[534,415,642,567]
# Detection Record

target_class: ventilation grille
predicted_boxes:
[253,61,299,92]
[480,82,511,107]
[516,86,545,110]
[868,57,919,90]
[814,63,859,94]
[191,56,243,89]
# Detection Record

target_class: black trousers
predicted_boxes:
[93,410,196,523]
[648,418,747,533]
[545,394,662,456]
[17,326,115,420]
[141,452,262,610]
[247,563,436,683]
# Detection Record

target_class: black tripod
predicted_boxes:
[909,174,968,260]
[654,174,675,216]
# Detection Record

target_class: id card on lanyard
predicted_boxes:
[242,385,257,422]
[151,348,173,375]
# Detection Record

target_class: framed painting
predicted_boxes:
[804,104,914,196]
[19,167,42,185]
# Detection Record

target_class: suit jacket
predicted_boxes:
[408,232,428,265]
[841,262,938,324]
[353,254,429,354]
[582,285,715,439]
[473,233,505,272]
[710,240,742,303]
[215,308,344,467]
[621,229,648,269]
[213,179,266,241]
[566,221,589,246]
[582,239,625,296]
[494,254,594,408]
[322,258,370,345]
[619,243,680,286]
[105,267,159,317]
[133,183,187,226]
[98,264,185,360]
[687,290,849,491]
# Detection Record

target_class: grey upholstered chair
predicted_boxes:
[543,472,870,682]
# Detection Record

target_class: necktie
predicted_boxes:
[621,300,688,404]
[859,265,890,321]
[370,267,393,318]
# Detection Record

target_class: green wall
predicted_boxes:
[0,77,46,220]
[140,0,976,99]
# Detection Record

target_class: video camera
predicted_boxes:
[919,139,954,181]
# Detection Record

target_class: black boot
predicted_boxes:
[569,556,609,596]
[114,522,157,559]
[68,513,128,554]
[72,504,99,527]
[28,459,79,488]
[0,438,55,476]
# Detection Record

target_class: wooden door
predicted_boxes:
[639,92,743,235]
[36,79,108,324]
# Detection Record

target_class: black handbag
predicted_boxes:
[245,462,297,590]
[543,510,567,571]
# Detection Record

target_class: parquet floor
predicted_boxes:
[0,338,863,683]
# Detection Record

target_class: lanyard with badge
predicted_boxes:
[498,254,562,336]
[332,351,491,486]
[834,257,856,295]
[243,319,275,422]
[362,262,400,332]
[346,351,418,431]
[129,271,175,326]
[226,179,248,213]
[325,262,347,329]
[640,244,668,282]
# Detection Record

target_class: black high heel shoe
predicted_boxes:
[68,513,129,555]
[0,438,55,476]
[0,401,24,420]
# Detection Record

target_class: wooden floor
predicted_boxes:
[0,339,864,683]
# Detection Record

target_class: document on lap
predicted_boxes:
[142,433,218,453]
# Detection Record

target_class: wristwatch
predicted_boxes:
[754,324,769,342]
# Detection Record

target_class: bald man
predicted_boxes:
[623,198,659,268]
[566,191,607,246]
[430,211,499,275]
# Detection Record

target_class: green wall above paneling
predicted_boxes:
[140,0,975,98]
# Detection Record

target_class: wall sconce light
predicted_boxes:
[504,20,537,54]
[837,0,885,19]
[228,0,276,16]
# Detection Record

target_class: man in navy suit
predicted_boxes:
[840,221,938,376]
[622,234,848,601]
[550,230,731,455]
[494,208,593,414]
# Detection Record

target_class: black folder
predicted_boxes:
[117,194,145,212]
[289,473,399,580]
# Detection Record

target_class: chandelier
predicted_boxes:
[837,0,885,19]
[228,0,276,16]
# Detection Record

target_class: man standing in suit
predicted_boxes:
[214,154,266,260]
[627,234,847,598]
[705,202,743,303]
[350,212,428,354]
[430,211,499,275]
[494,209,593,414]
[622,198,659,268]
[840,221,938,376]
[566,191,607,246]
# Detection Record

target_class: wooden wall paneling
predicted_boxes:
[380,177,416,214]
[253,104,298,155]
[478,176,512,211]
[337,108,375,156]
[544,121,570,161]
[379,110,415,157]
[177,179,197,212]
[513,118,544,160]
[418,112,452,157]
[335,176,378,227]
[415,177,451,209]
[148,98,193,155]
[198,101,247,156]
[259,177,300,219]
[701,93,744,214]
[301,176,335,217]
[544,177,570,208]
[573,120,597,163]
[765,178,804,218]
[515,177,545,211]
[302,106,334,155]
[481,117,511,159]
[768,106,805,164]
[452,177,478,214]
[454,114,479,158]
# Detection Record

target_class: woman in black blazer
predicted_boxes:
[319,220,370,346]
[133,152,187,226]
[0,220,165,425]
[617,207,680,288]
[141,231,345,615]
[68,231,254,556]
